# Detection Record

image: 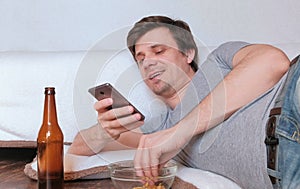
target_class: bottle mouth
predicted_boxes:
[44,87,56,95]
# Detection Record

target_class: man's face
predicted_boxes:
[134,27,195,98]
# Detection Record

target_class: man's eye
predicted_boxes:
[137,59,144,64]
[155,50,165,54]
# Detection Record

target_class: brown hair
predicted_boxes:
[127,15,199,72]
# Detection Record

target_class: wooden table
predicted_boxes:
[0,148,115,189]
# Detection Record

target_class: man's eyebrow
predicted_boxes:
[151,44,168,49]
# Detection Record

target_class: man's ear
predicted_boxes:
[186,49,195,64]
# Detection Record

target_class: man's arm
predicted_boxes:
[68,124,142,156]
[134,44,290,178]
[182,44,290,134]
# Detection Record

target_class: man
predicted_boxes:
[68,16,293,188]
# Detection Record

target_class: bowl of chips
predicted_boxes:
[108,160,177,189]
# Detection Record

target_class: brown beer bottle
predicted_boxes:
[37,87,64,189]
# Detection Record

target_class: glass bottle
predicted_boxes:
[37,87,64,189]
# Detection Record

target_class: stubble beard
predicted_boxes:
[152,80,176,98]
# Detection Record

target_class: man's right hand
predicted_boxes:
[68,97,144,156]
[94,97,144,140]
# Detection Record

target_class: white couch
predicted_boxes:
[1,43,299,146]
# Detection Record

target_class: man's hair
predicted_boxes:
[127,15,199,72]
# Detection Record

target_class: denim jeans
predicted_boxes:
[273,56,300,189]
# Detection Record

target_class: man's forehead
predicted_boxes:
[135,27,178,49]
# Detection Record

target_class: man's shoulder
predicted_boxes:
[206,41,251,67]
[212,41,250,55]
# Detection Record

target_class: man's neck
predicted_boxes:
[164,80,192,109]
[163,68,196,109]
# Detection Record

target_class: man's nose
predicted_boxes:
[142,56,157,69]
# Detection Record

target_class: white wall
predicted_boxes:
[0,0,299,58]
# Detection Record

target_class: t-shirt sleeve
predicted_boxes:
[209,41,251,69]
[200,41,252,91]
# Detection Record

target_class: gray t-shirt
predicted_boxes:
[141,41,284,189]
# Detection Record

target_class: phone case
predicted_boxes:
[88,83,145,120]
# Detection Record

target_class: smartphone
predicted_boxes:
[88,83,145,121]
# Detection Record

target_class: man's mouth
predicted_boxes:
[148,71,163,80]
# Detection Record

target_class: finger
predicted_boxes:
[125,120,144,131]
[140,136,160,177]
[134,136,159,179]
[110,106,144,121]
[149,150,160,179]
[94,98,113,112]
[98,116,143,141]
[97,106,130,122]
[101,105,135,120]
[134,136,147,177]
[119,115,144,130]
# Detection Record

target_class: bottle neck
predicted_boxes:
[42,92,58,125]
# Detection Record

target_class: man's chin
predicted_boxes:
[150,83,164,95]
[152,83,172,97]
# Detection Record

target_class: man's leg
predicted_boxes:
[276,56,300,189]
